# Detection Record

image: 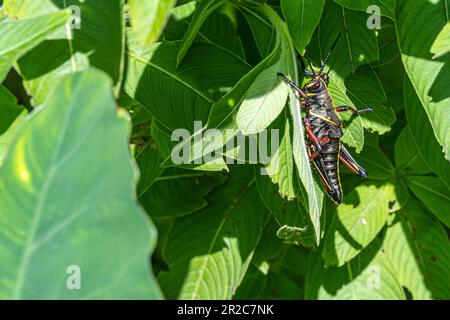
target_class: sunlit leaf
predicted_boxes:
[0,69,161,299]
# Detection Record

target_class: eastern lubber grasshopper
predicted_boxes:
[277,35,372,204]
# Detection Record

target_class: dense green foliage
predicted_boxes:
[0,0,448,300]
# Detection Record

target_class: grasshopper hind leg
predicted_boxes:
[339,144,367,178]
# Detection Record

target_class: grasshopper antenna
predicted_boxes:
[319,33,341,75]
[306,57,316,77]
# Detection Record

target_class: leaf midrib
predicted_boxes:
[12,81,79,299]
[127,50,213,104]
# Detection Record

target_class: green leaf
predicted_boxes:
[240,4,277,59]
[0,10,69,82]
[406,176,450,228]
[383,200,450,299]
[322,183,396,267]
[139,169,226,218]
[260,5,324,243]
[10,0,126,103]
[236,58,289,135]
[348,143,394,180]
[334,0,395,19]
[431,22,450,59]
[306,239,405,300]
[255,171,317,248]
[396,0,450,160]
[345,66,396,135]
[281,0,326,53]
[263,109,295,200]
[158,167,269,299]
[176,0,225,67]
[394,127,432,175]
[0,111,27,167]
[0,85,23,135]
[125,41,251,132]
[0,69,161,299]
[313,0,379,77]
[135,142,164,196]
[307,1,379,152]
[129,0,176,49]
[404,78,450,188]
[374,23,400,68]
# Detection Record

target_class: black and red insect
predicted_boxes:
[277,35,372,204]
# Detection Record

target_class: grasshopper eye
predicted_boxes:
[312,82,321,90]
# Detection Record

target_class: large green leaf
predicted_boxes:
[125,41,251,132]
[348,143,394,181]
[158,167,269,299]
[322,182,397,267]
[306,239,405,300]
[8,0,126,103]
[281,0,326,54]
[255,171,316,248]
[383,200,450,299]
[261,4,324,243]
[345,66,396,135]
[394,127,432,175]
[0,111,27,167]
[0,69,161,299]
[129,0,176,49]
[0,10,69,82]
[406,176,450,228]
[431,22,450,59]
[334,0,395,19]
[236,57,289,135]
[404,78,450,188]
[396,0,450,160]
[176,0,225,67]
[139,169,226,218]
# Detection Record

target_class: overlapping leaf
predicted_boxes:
[384,200,450,299]
[0,10,69,82]
[158,167,269,299]
[396,0,450,160]
[322,183,398,267]
[306,239,405,300]
[7,0,126,104]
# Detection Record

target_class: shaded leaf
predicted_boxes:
[322,183,396,267]
[384,200,450,299]
[0,10,69,82]
[406,176,450,228]
[0,85,23,135]
[236,59,288,135]
[404,78,450,188]
[281,0,325,54]
[306,239,405,300]
[140,169,226,218]
[394,127,432,175]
